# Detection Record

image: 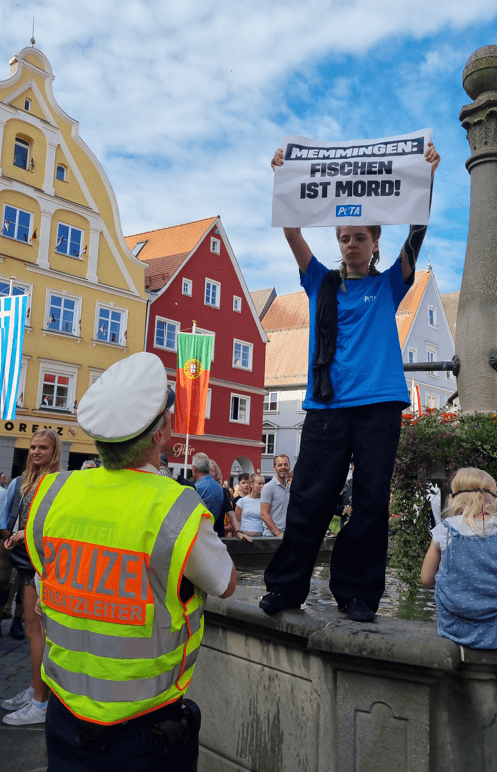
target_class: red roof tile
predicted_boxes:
[125,217,217,291]
[262,291,309,332]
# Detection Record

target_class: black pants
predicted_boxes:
[46,693,200,772]
[264,403,402,612]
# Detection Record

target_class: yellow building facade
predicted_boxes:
[0,46,148,474]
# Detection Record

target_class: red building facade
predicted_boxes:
[125,217,267,482]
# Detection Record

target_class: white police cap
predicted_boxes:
[78,352,174,443]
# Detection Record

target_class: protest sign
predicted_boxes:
[272,128,433,228]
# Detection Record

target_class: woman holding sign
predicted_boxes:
[261,142,440,622]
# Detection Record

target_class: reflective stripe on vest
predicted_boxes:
[26,468,209,724]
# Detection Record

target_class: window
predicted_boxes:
[195,328,215,361]
[13,137,29,169]
[46,292,81,336]
[408,349,416,364]
[95,303,127,345]
[56,165,66,181]
[446,369,453,381]
[89,369,104,387]
[426,345,438,377]
[1,204,32,243]
[263,392,278,412]
[233,339,253,370]
[182,278,192,297]
[296,430,302,455]
[205,279,220,308]
[38,361,78,412]
[24,99,31,111]
[55,222,83,259]
[230,394,250,423]
[0,278,32,324]
[41,373,70,409]
[299,390,306,411]
[233,295,242,313]
[428,307,437,327]
[206,388,212,420]
[210,237,221,255]
[155,317,179,351]
[262,432,275,455]
[131,241,146,256]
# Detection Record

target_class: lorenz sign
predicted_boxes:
[0,418,79,440]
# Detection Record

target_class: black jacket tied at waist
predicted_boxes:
[312,269,341,402]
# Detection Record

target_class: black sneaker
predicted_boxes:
[259,592,300,616]
[9,617,26,640]
[347,597,375,622]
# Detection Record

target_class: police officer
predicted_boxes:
[24,352,237,772]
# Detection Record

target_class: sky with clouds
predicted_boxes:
[1,0,497,297]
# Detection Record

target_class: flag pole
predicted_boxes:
[8,276,15,296]
[183,320,197,478]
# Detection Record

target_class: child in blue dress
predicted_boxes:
[421,467,497,649]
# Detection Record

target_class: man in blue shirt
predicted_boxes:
[192,453,224,522]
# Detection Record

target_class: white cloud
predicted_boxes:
[1,0,496,300]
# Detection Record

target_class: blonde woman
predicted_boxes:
[421,467,497,649]
[209,461,252,541]
[2,429,62,725]
[235,474,265,537]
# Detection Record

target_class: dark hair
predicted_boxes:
[335,224,382,241]
[336,225,382,288]
[238,473,250,482]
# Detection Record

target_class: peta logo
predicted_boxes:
[364,296,376,302]
[336,205,361,217]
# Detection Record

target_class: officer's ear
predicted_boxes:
[152,411,170,445]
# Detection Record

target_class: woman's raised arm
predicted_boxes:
[272,148,313,274]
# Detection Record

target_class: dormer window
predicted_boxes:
[132,241,147,256]
[56,165,67,182]
[24,99,31,111]
[14,138,30,170]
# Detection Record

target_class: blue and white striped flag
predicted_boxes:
[0,295,27,420]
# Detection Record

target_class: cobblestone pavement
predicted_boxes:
[0,617,48,772]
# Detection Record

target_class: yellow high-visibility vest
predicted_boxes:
[25,467,212,725]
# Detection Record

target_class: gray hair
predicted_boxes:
[81,460,97,470]
[192,452,210,473]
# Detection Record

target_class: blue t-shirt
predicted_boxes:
[301,256,411,409]
[194,474,224,519]
[237,496,264,534]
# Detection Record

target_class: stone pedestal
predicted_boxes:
[456,46,497,412]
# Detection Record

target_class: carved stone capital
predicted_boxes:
[463,110,497,159]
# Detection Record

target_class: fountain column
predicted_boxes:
[457,46,497,412]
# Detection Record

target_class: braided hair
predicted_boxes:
[336,225,382,292]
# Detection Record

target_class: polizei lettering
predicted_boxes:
[42,537,153,625]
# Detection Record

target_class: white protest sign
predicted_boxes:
[272,129,433,227]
